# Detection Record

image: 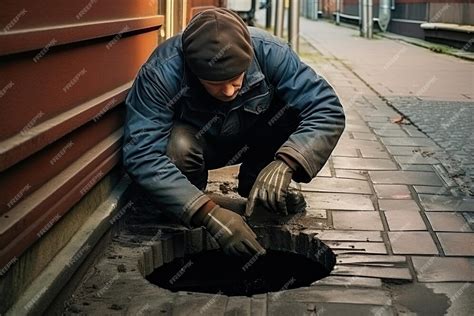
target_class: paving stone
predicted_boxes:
[336,254,406,264]
[398,164,434,172]
[185,228,204,255]
[301,178,371,194]
[359,147,391,159]
[402,125,427,138]
[337,139,385,150]
[374,185,411,199]
[361,116,391,123]
[379,199,420,212]
[352,132,378,140]
[334,157,398,170]
[308,230,383,242]
[412,257,474,282]
[332,211,383,230]
[315,303,395,316]
[332,146,359,157]
[268,286,392,306]
[437,233,474,256]
[152,241,164,269]
[373,129,407,137]
[369,171,443,186]
[304,193,374,211]
[327,241,387,254]
[426,212,471,232]
[394,155,439,165]
[266,301,311,316]
[385,146,439,156]
[388,232,438,255]
[332,265,412,281]
[345,123,372,133]
[380,137,437,147]
[305,209,327,219]
[225,296,251,315]
[413,185,450,195]
[315,161,331,177]
[313,276,382,288]
[419,195,473,212]
[126,295,174,315]
[161,237,175,263]
[425,283,474,316]
[384,211,426,231]
[463,212,474,228]
[173,293,227,315]
[250,294,267,316]
[334,169,367,180]
[368,122,402,130]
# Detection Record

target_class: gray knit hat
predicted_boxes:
[182,8,253,81]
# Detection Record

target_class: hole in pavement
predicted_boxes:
[146,248,335,296]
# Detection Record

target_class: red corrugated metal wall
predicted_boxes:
[0,0,163,271]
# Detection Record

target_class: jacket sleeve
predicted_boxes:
[262,40,345,182]
[122,64,210,226]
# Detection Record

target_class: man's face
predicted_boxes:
[199,73,245,102]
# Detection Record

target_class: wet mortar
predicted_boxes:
[146,249,333,296]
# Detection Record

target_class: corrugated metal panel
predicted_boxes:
[0,0,163,270]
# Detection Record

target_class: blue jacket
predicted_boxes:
[123,27,345,226]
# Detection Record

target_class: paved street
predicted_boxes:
[63,16,473,316]
[299,19,474,195]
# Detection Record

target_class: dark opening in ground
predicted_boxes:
[146,249,334,296]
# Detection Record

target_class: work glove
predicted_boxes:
[194,204,266,257]
[245,159,293,217]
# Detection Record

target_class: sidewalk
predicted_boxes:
[299,19,474,196]
[60,21,473,316]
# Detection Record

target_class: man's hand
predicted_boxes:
[195,205,266,257]
[245,160,293,217]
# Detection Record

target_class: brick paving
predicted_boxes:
[388,97,474,194]
[63,17,473,316]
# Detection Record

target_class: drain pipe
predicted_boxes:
[378,0,391,32]
[165,0,174,39]
[266,0,272,29]
[288,0,300,52]
[361,0,373,38]
[336,0,341,25]
[367,0,373,38]
[274,0,284,37]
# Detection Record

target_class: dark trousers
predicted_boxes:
[166,114,298,197]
